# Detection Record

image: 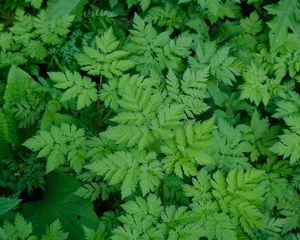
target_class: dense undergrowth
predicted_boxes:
[1,0,300,239]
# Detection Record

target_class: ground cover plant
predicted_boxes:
[1,0,300,239]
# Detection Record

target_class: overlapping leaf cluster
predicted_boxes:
[1,0,300,239]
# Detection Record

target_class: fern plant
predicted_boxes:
[1,0,300,239]
[23,123,88,173]
[75,28,134,78]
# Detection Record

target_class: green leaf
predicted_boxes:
[166,68,210,117]
[41,220,68,240]
[270,116,300,164]
[86,150,163,199]
[0,213,36,240]
[265,0,300,49]
[239,63,271,106]
[76,29,134,78]
[4,65,46,128]
[189,42,239,85]
[23,124,87,173]
[4,65,42,108]
[34,11,74,45]
[127,14,192,74]
[48,70,98,110]
[46,0,88,20]
[25,0,43,9]
[0,197,21,216]
[21,171,99,240]
[84,224,109,240]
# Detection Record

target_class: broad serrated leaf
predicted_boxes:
[21,171,99,240]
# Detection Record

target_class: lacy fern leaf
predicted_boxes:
[76,28,134,78]
[23,124,87,173]
[48,70,98,110]
[41,220,68,240]
[0,213,36,240]
[4,65,47,128]
[86,150,163,198]
[270,116,300,164]
[166,67,210,117]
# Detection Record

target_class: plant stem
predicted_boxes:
[96,75,103,136]
[161,178,165,206]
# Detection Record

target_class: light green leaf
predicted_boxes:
[46,0,88,20]
[41,220,68,240]
[265,0,300,49]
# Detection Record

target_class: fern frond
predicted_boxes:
[113,194,201,240]
[239,111,278,161]
[146,3,186,30]
[3,65,47,128]
[0,213,35,240]
[86,150,163,199]
[161,119,214,178]
[239,63,271,106]
[23,123,87,173]
[33,11,74,45]
[189,42,239,85]
[270,116,300,164]
[166,67,210,117]
[209,119,252,171]
[126,14,192,74]
[273,91,300,119]
[76,28,134,78]
[48,70,98,110]
[41,220,68,240]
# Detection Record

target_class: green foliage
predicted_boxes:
[178,0,241,23]
[209,119,252,171]
[0,9,74,68]
[112,194,200,240]
[239,63,271,106]
[126,14,192,74]
[0,197,21,216]
[166,67,210,117]
[239,111,278,162]
[0,213,37,240]
[23,124,87,173]
[265,0,300,49]
[87,150,163,198]
[21,171,99,240]
[184,168,284,238]
[4,65,47,128]
[26,0,43,9]
[188,42,240,85]
[0,213,69,240]
[46,0,87,20]
[41,220,68,240]
[34,11,74,45]
[126,0,153,11]
[1,0,300,239]
[76,28,134,78]
[146,3,186,30]
[270,116,300,164]
[0,155,46,194]
[48,70,98,110]
[161,118,214,178]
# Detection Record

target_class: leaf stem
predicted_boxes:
[161,178,165,207]
[96,75,103,136]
